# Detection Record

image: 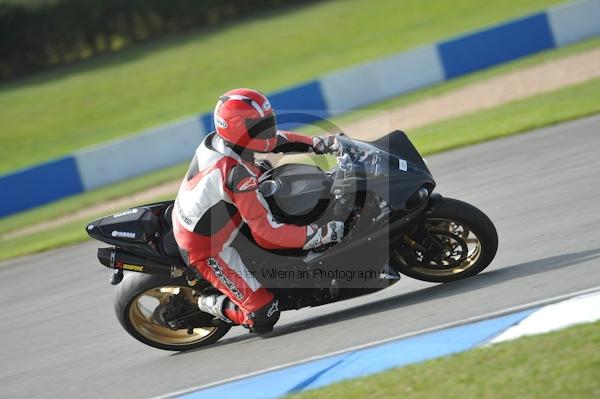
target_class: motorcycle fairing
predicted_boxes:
[335,131,435,210]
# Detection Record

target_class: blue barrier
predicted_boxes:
[269,81,329,113]
[0,157,83,218]
[439,13,555,78]
[200,112,214,134]
[3,0,599,217]
[269,81,330,130]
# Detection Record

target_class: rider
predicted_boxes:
[172,88,344,334]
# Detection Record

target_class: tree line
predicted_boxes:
[0,0,312,80]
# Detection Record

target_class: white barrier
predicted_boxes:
[320,45,445,113]
[74,116,205,190]
[548,0,600,47]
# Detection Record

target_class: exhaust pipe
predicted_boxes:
[97,247,183,279]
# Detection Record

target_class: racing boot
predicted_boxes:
[198,294,281,335]
[248,299,281,335]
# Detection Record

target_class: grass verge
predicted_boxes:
[286,320,600,399]
[1,77,600,260]
[0,0,564,173]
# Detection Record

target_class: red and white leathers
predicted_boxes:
[172,130,315,328]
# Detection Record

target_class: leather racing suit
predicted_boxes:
[173,130,318,329]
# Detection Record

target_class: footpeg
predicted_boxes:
[110,269,124,285]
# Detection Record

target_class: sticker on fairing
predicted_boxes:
[122,264,144,272]
[111,231,136,239]
[112,208,138,218]
[399,159,408,172]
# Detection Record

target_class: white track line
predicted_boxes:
[154,285,600,399]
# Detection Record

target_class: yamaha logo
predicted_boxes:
[262,100,271,111]
[216,116,228,129]
[111,231,136,239]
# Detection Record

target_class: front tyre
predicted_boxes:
[391,197,498,283]
[114,272,231,351]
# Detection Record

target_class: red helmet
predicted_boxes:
[213,88,277,153]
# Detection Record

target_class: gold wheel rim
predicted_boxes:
[411,218,482,277]
[129,286,218,346]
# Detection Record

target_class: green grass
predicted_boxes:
[286,320,600,399]
[0,0,564,173]
[2,77,600,260]
[0,217,109,261]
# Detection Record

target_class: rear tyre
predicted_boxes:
[391,197,498,283]
[114,272,231,351]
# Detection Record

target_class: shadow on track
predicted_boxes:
[174,247,600,354]
[268,247,600,338]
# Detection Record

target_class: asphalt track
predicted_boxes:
[2,115,600,398]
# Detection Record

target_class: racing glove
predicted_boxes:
[312,135,340,155]
[303,221,345,250]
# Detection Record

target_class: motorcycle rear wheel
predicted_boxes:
[114,272,231,351]
[391,197,498,283]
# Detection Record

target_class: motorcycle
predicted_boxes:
[86,130,498,351]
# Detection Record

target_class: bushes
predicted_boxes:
[0,0,309,80]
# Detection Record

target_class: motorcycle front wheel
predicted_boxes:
[391,197,498,283]
[114,272,231,351]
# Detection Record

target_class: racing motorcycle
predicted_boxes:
[86,131,498,351]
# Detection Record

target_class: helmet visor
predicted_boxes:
[245,114,277,139]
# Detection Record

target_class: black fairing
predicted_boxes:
[337,131,435,210]
[261,164,330,225]
[369,130,430,172]
[94,207,159,242]
[85,202,182,264]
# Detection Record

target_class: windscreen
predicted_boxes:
[337,133,432,177]
[337,136,403,178]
